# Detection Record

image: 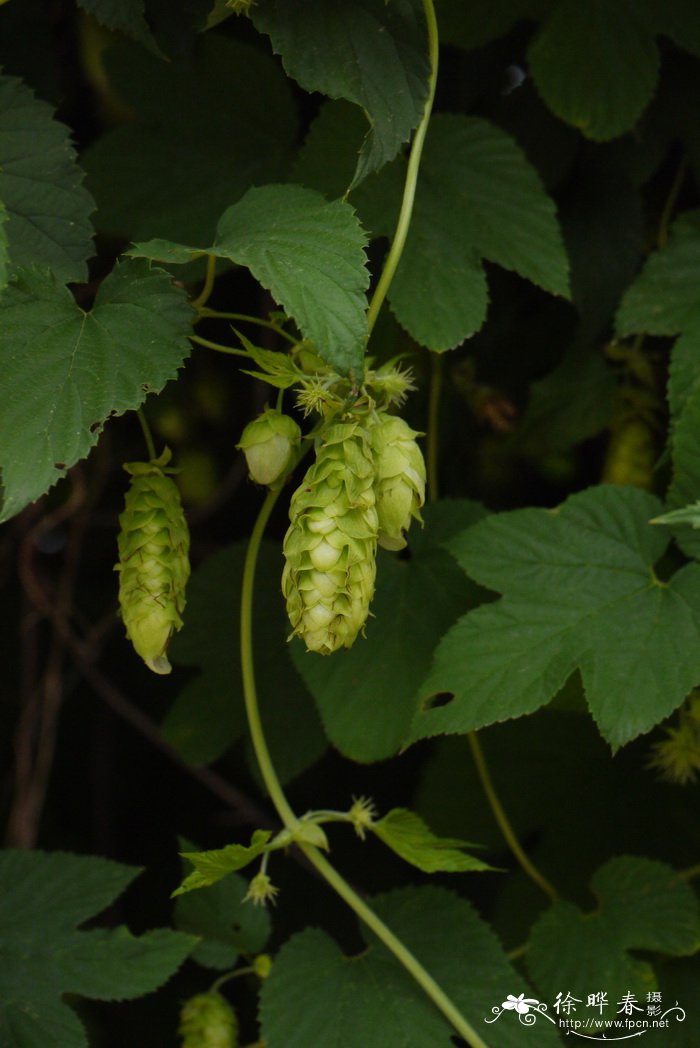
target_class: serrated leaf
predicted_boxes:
[388,114,569,350]
[372,808,491,873]
[529,0,659,141]
[165,542,326,784]
[617,211,700,337]
[527,857,700,1008]
[412,485,700,748]
[0,259,193,523]
[668,329,700,422]
[82,36,297,245]
[174,838,270,970]
[252,0,429,187]
[291,501,487,762]
[666,385,700,560]
[76,0,160,52]
[174,830,273,896]
[260,886,561,1047]
[131,185,370,375]
[0,850,195,1048]
[0,73,94,283]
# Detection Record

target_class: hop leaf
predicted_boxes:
[237,408,301,486]
[370,413,426,550]
[116,451,190,674]
[179,992,239,1048]
[282,420,378,654]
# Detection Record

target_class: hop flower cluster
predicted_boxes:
[115,454,190,675]
[179,992,239,1048]
[237,407,301,487]
[282,411,426,654]
[649,690,700,784]
[283,421,378,655]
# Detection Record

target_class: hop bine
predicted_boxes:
[282,420,378,654]
[371,412,426,550]
[115,451,190,674]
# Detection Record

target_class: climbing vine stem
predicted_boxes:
[365,0,439,338]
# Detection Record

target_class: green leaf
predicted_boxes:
[174,839,270,970]
[0,259,193,523]
[616,211,700,337]
[527,857,700,1008]
[260,886,561,1047]
[668,329,700,422]
[165,541,326,784]
[0,73,94,283]
[371,808,491,873]
[173,830,273,896]
[82,36,297,245]
[528,0,659,141]
[131,185,369,375]
[667,386,700,560]
[251,0,430,187]
[412,485,700,748]
[652,501,700,528]
[291,501,487,762]
[0,849,195,1048]
[388,114,570,350]
[76,0,160,52]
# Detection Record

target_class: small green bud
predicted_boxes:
[282,421,378,654]
[115,451,190,674]
[179,992,238,1048]
[370,413,426,550]
[237,408,301,486]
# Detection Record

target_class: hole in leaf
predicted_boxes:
[89,421,101,433]
[423,691,454,710]
[54,462,66,470]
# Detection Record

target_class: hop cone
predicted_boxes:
[115,454,190,675]
[179,992,239,1048]
[282,421,378,654]
[236,407,301,487]
[370,413,426,550]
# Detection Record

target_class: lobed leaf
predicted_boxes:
[260,886,561,1047]
[0,259,193,523]
[412,486,700,748]
[527,857,700,1007]
[0,73,94,283]
[388,114,570,350]
[0,850,195,1048]
[251,0,430,187]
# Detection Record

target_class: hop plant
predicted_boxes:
[179,992,239,1048]
[115,450,190,675]
[282,420,378,654]
[370,413,426,550]
[237,407,301,487]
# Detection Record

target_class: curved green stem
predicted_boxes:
[189,333,250,358]
[197,309,298,345]
[191,254,217,311]
[302,845,490,1048]
[240,486,490,1046]
[468,732,559,903]
[136,409,156,461]
[679,861,700,882]
[366,0,439,338]
[657,156,688,250]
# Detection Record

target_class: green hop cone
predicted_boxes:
[237,408,301,487]
[370,413,426,550]
[115,450,190,675]
[179,992,239,1048]
[282,420,378,654]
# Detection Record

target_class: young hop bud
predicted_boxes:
[179,992,239,1048]
[237,408,301,487]
[115,453,190,675]
[370,413,426,550]
[282,421,378,654]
